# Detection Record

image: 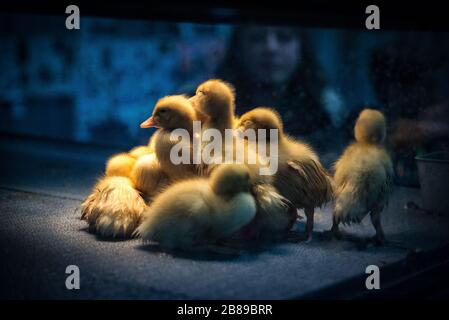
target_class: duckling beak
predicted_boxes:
[140,116,159,128]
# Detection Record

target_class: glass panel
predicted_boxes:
[1,13,448,187]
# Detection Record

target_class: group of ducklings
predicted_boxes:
[81,79,393,253]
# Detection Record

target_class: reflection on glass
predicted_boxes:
[1,13,448,187]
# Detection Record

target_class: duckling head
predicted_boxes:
[140,95,196,131]
[190,79,235,120]
[209,164,252,197]
[354,108,386,144]
[237,107,283,142]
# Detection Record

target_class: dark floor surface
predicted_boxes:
[1,135,449,299]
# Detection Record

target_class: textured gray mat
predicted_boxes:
[1,187,448,299]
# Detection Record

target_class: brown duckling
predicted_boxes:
[237,107,334,241]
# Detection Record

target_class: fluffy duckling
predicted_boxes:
[189,79,237,134]
[134,164,257,252]
[331,109,393,245]
[129,145,154,158]
[80,96,196,238]
[189,79,235,177]
[128,145,168,199]
[130,152,169,200]
[81,176,147,238]
[105,153,137,178]
[105,145,153,179]
[237,107,334,241]
[190,80,296,240]
[140,95,198,181]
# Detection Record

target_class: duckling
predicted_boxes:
[81,176,147,238]
[134,164,257,252]
[128,145,169,199]
[140,95,198,181]
[105,153,136,178]
[130,152,169,200]
[105,145,153,179]
[81,97,194,238]
[331,109,393,245]
[190,81,296,240]
[129,145,153,158]
[236,107,334,241]
[189,79,237,134]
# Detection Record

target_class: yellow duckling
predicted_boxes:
[134,164,257,252]
[140,95,198,181]
[105,153,137,178]
[190,80,296,240]
[331,109,393,245]
[189,79,237,134]
[104,145,153,179]
[130,152,169,201]
[129,145,154,158]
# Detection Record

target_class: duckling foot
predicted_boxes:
[321,216,343,241]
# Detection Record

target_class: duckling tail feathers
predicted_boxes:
[334,168,391,225]
[334,180,366,224]
[81,176,147,237]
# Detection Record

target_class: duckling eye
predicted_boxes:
[197,90,205,96]
[158,109,167,114]
[244,120,254,127]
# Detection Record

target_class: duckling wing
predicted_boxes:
[211,193,257,238]
[154,130,197,180]
[286,159,334,207]
[136,183,256,248]
[135,183,213,248]
[334,178,367,224]
[251,184,297,235]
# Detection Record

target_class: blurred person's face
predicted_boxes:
[239,26,301,86]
